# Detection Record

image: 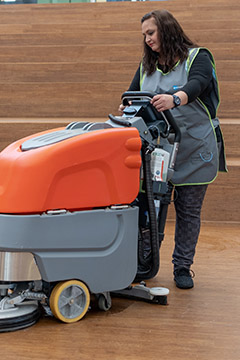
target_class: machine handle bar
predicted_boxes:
[121,91,181,143]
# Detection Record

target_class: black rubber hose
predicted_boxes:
[158,182,174,243]
[108,114,132,127]
[135,150,160,281]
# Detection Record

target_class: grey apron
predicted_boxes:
[140,48,227,185]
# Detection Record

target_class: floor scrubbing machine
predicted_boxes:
[0,91,181,332]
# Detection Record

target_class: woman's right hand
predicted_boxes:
[118,101,132,115]
[118,103,126,115]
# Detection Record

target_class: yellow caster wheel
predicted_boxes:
[49,280,90,323]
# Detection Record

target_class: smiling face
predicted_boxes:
[142,17,160,53]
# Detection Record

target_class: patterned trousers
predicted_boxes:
[172,184,208,270]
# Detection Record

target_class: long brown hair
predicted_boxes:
[141,10,198,75]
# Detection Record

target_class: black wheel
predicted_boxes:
[153,295,168,305]
[98,294,112,311]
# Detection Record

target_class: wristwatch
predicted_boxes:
[172,94,181,107]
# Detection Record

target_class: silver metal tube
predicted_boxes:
[169,142,179,170]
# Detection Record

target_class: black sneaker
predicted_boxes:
[174,267,195,289]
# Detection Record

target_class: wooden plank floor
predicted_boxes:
[0,221,239,360]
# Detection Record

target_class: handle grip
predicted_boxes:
[121,91,181,143]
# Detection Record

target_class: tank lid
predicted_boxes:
[21,129,84,151]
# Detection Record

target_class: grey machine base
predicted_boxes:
[0,207,139,294]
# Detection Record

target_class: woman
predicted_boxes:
[119,10,227,289]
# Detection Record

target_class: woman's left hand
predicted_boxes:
[150,94,174,112]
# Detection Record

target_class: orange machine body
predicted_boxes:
[0,127,142,214]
